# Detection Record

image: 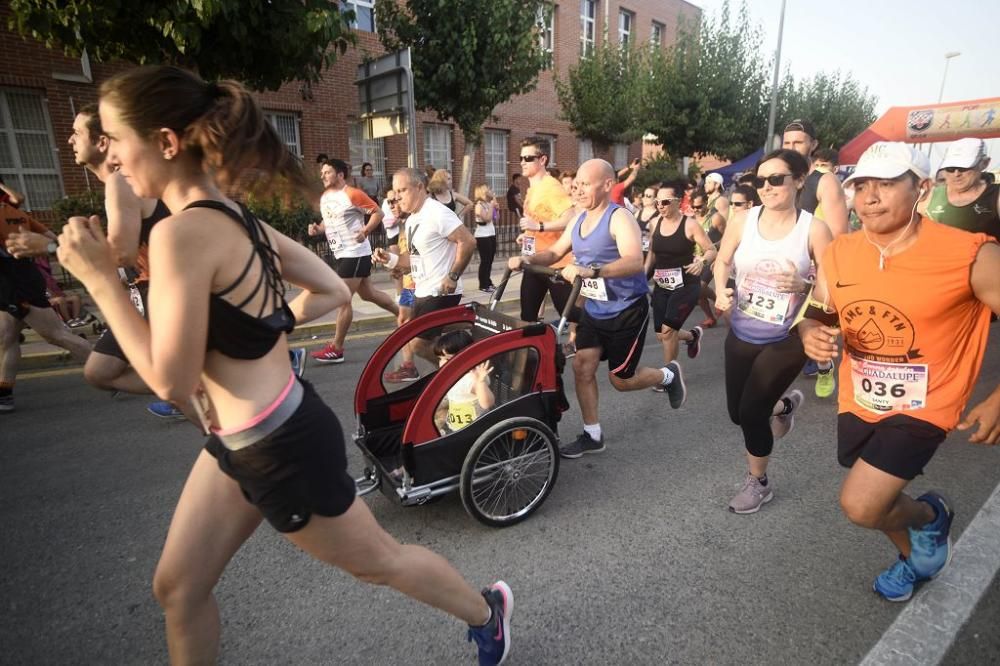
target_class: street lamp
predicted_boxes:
[937,51,961,103]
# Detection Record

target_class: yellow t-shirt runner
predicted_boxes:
[523,174,574,269]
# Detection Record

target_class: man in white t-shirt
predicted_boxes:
[309,158,397,364]
[373,167,475,361]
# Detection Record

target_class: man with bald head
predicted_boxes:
[509,159,687,459]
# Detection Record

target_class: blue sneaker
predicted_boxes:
[908,491,954,580]
[147,401,184,419]
[802,358,819,377]
[289,348,307,378]
[467,581,512,665]
[873,555,918,602]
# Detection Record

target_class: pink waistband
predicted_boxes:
[212,372,297,436]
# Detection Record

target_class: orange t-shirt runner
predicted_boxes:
[822,218,992,432]
[0,204,49,245]
[523,174,574,269]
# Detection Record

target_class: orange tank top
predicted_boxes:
[822,218,992,431]
[523,175,574,269]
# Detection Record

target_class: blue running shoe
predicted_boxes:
[908,491,954,580]
[802,358,819,377]
[147,401,184,419]
[289,347,307,378]
[467,581,512,666]
[873,555,917,602]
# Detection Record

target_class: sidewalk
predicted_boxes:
[17,265,524,373]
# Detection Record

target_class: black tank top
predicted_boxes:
[129,199,170,285]
[442,191,456,211]
[651,216,694,270]
[184,200,295,359]
[798,170,823,214]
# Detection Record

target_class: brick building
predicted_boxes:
[0,0,699,213]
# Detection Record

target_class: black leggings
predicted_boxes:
[724,330,807,458]
[476,236,496,289]
[518,269,578,323]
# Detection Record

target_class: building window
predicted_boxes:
[484,130,508,194]
[348,122,386,189]
[423,124,452,173]
[651,21,664,49]
[578,138,594,166]
[538,134,557,168]
[618,9,634,47]
[0,88,63,211]
[613,143,629,169]
[537,4,555,69]
[343,0,376,32]
[264,111,302,159]
[580,0,597,58]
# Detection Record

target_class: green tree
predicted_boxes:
[555,43,648,158]
[375,0,549,195]
[8,0,356,90]
[777,71,878,149]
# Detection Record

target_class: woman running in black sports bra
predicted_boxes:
[56,65,511,666]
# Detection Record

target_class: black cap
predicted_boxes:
[783,119,816,139]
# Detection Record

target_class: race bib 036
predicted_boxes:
[850,357,929,414]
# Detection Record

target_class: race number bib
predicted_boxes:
[327,232,342,253]
[521,235,536,256]
[129,286,145,316]
[850,357,928,414]
[641,232,650,253]
[737,276,791,325]
[410,256,425,282]
[653,267,683,291]
[447,401,477,431]
[580,277,608,301]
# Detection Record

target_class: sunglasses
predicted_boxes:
[656,198,678,206]
[731,201,751,208]
[753,173,792,188]
[386,198,399,204]
[519,155,542,163]
[643,193,655,198]
[942,166,972,174]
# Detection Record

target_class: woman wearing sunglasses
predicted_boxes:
[636,185,660,257]
[643,181,717,384]
[713,148,833,514]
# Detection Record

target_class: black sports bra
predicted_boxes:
[184,200,295,359]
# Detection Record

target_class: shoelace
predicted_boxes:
[885,559,917,586]
[910,527,942,555]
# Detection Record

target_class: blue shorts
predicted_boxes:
[399,288,416,308]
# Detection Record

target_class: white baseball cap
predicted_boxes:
[939,138,988,170]
[705,173,724,185]
[843,142,930,185]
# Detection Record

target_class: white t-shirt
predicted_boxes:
[381,198,400,240]
[320,186,379,259]
[473,201,496,238]
[405,197,464,298]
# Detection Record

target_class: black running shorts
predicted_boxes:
[205,379,357,533]
[334,255,373,279]
[575,297,649,380]
[0,258,50,319]
[413,293,462,340]
[651,280,700,332]
[837,412,946,481]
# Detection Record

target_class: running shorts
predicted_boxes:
[575,297,649,379]
[0,258,51,319]
[399,288,416,308]
[334,255,373,279]
[837,412,946,481]
[413,293,462,340]
[651,280,700,332]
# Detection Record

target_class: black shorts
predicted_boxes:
[92,283,149,362]
[651,280,700,331]
[0,258,50,319]
[837,412,947,481]
[413,293,462,340]
[575,297,649,379]
[518,270,579,323]
[334,255,373,279]
[205,379,356,533]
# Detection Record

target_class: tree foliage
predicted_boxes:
[776,71,878,149]
[555,43,647,154]
[375,0,548,146]
[8,0,356,90]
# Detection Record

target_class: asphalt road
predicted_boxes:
[3,325,999,665]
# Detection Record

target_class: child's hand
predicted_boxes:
[472,361,493,383]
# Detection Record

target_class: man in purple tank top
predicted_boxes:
[508,159,689,459]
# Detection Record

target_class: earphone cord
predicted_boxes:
[861,196,922,270]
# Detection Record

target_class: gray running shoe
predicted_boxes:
[559,432,605,459]
[663,361,686,409]
[770,389,803,440]
[729,473,774,514]
[0,395,13,413]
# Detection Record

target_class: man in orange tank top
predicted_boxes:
[799,142,1000,603]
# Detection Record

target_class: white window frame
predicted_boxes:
[343,0,376,32]
[484,130,508,195]
[348,122,386,190]
[538,134,557,168]
[536,4,555,68]
[619,9,634,47]
[580,0,597,58]
[651,21,664,49]
[263,111,303,159]
[577,138,594,166]
[613,143,629,169]
[0,87,64,211]
[423,124,452,173]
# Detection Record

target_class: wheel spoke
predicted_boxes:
[469,426,556,521]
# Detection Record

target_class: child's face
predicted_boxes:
[437,352,454,367]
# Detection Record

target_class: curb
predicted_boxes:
[17,294,523,373]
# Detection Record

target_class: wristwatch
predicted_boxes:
[47,241,58,254]
[538,221,545,232]
[589,263,602,278]
[448,271,460,282]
